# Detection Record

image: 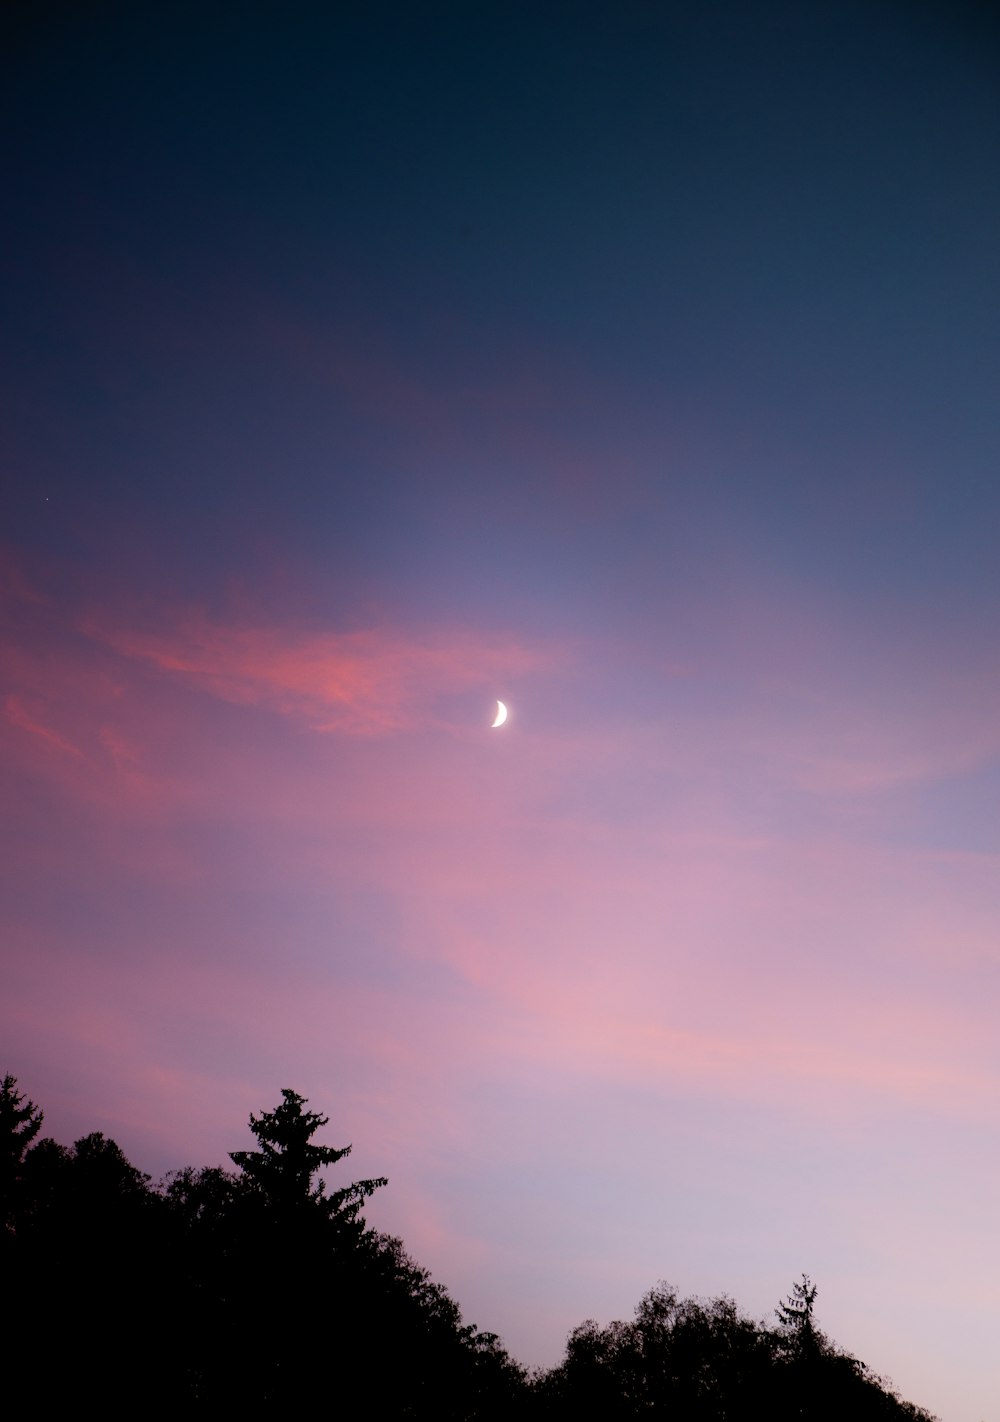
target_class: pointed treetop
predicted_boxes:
[1,1073,44,1166]
[777,1274,819,1338]
[230,1088,386,1221]
[1,1073,45,1231]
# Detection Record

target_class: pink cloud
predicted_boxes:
[86,611,556,735]
[5,551,1000,1152]
[4,693,87,759]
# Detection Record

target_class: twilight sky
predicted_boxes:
[3,5,999,1416]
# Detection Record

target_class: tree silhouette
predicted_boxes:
[533,1278,938,1421]
[184,1088,391,1407]
[536,1282,778,1419]
[773,1274,819,1336]
[229,1086,387,1225]
[0,1072,941,1419]
[10,1123,180,1407]
[0,1073,43,1232]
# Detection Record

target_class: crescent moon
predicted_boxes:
[491,700,508,728]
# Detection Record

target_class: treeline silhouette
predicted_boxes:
[3,1074,936,1418]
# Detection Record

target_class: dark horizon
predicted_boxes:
[1,1072,939,1419]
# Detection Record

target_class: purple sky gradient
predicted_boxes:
[3,6,1000,1418]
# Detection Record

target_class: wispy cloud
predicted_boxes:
[4,693,87,759]
[88,612,556,735]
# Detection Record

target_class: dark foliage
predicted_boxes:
[0,1072,43,1232]
[3,1072,936,1419]
[228,1086,387,1225]
[159,1086,521,1412]
[9,1119,178,1407]
[531,1278,938,1421]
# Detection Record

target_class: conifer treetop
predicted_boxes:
[230,1088,386,1219]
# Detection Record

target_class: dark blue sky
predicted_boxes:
[6,2,998,618]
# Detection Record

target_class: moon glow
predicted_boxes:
[491,700,508,728]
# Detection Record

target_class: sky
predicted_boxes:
[2,3,999,1415]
